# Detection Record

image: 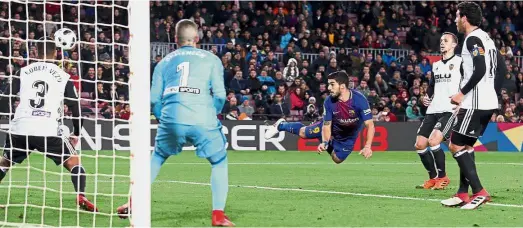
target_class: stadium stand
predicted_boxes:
[0,1,522,123]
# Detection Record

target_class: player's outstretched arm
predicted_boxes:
[318,99,333,153]
[358,97,374,159]
[150,60,166,121]
[64,81,83,137]
[210,57,226,114]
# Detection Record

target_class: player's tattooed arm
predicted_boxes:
[321,120,332,147]
[363,120,375,148]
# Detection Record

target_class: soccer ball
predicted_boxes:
[54,28,77,50]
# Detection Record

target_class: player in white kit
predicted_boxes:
[442,2,507,210]
[0,39,98,212]
[414,32,462,190]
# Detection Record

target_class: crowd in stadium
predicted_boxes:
[0,1,522,123]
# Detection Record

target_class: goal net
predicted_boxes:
[0,0,150,227]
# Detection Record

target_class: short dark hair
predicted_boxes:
[36,39,56,59]
[457,2,482,27]
[443,32,458,44]
[327,71,350,87]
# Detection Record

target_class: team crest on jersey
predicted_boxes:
[449,64,454,70]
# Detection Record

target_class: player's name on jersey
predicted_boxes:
[24,64,65,82]
[173,50,206,58]
[163,86,201,95]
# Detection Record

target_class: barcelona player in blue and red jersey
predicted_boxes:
[265,71,375,163]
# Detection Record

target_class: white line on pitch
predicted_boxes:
[168,180,523,209]
[161,162,523,166]
[3,180,523,208]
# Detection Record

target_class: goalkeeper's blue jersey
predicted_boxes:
[150,45,226,129]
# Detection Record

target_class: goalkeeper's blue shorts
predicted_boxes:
[154,123,227,159]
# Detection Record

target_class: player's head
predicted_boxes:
[327,71,350,98]
[175,19,199,47]
[36,38,57,60]
[455,2,482,33]
[440,32,458,54]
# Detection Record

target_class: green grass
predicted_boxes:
[0,150,521,227]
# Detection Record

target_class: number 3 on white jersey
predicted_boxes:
[177,62,189,87]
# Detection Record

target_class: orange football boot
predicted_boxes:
[415,178,437,189]
[432,176,450,190]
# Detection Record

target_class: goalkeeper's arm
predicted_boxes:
[210,57,226,114]
[150,61,165,121]
[64,81,83,136]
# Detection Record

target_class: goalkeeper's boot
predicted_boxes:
[77,194,98,212]
[415,178,437,189]
[441,193,470,207]
[212,210,235,227]
[117,201,131,219]
[264,118,285,140]
[431,176,450,190]
[460,189,491,210]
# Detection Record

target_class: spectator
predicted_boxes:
[283,58,300,83]
[238,96,255,118]
[269,93,290,120]
[406,97,423,121]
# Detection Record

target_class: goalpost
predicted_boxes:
[0,0,150,227]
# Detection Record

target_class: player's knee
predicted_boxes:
[207,150,228,167]
[299,127,306,138]
[63,156,80,170]
[428,136,442,148]
[414,138,428,151]
[0,158,12,169]
[330,152,346,164]
[448,143,462,154]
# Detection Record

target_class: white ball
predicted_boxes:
[54,28,77,50]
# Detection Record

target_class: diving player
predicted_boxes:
[266,71,375,163]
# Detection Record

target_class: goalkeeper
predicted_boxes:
[117,19,233,227]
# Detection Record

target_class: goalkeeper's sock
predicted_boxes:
[430,145,446,178]
[70,165,86,194]
[209,153,228,211]
[453,149,483,194]
[417,148,437,179]
[277,122,304,135]
[151,151,167,184]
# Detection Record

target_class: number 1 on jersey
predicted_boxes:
[177,62,189,87]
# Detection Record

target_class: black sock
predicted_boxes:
[430,145,446,178]
[0,169,6,182]
[458,150,475,193]
[70,165,86,194]
[418,149,437,179]
[453,150,483,194]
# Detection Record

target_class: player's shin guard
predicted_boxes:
[417,148,437,179]
[453,150,483,194]
[150,151,168,184]
[278,122,304,135]
[208,153,228,211]
[70,165,86,194]
[430,145,446,178]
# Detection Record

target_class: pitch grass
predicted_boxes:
[0,150,521,227]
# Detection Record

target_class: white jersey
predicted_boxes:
[426,55,463,114]
[460,29,498,110]
[10,62,71,136]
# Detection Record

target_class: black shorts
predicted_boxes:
[450,109,495,147]
[417,112,454,140]
[2,134,75,166]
